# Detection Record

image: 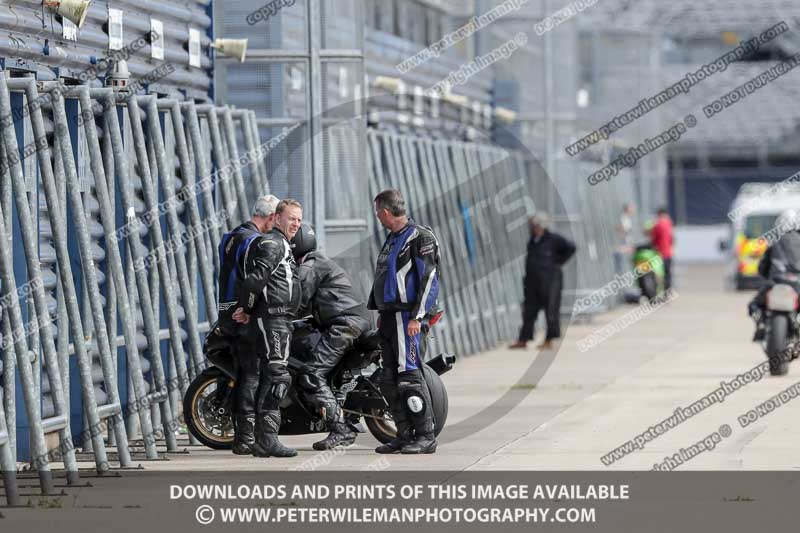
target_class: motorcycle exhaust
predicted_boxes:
[426,352,457,375]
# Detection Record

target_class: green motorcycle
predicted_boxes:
[632,245,665,302]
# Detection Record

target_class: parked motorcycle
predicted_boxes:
[183,312,456,449]
[762,260,800,376]
[632,244,664,303]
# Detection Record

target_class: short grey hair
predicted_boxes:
[253,194,280,217]
[530,211,550,229]
[374,189,406,217]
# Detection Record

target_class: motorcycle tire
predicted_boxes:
[640,272,658,302]
[184,368,235,450]
[767,314,790,376]
[364,363,449,444]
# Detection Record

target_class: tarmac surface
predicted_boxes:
[119,261,798,472]
[6,262,800,531]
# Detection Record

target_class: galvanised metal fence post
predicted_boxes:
[0,251,14,464]
[0,130,17,503]
[233,109,266,197]
[0,144,52,495]
[478,148,517,341]
[143,98,206,377]
[248,110,269,191]
[0,125,15,460]
[79,92,178,453]
[50,88,134,467]
[197,105,244,228]
[219,107,251,213]
[450,141,492,353]
[0,373,18,505]
[98,118,120,445]
[464,144,503,347]
[75,88,160,459]
[127,96,193,400]
[182,102,222,276]
[414,137,462,354]
[433,138,480,354]
[158,100,218,325]
[0,76,80,485]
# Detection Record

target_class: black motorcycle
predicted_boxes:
[183,312,456,449]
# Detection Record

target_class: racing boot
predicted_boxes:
[400,403,437,454]
[398,372,437,454]
[375,418,414,454]
[400,432,437,454]
[252,410,297,458]
[313,404,356,451]
[232,414,256,455]
[749,305,766,341]
[375,375,414,454]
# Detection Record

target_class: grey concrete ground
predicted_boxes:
[6,262,794,532]
[126,262,798,471]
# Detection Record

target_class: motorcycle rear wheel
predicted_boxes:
[364,363,449,444]
[184,369,235,449]
[640,272,658,302]
[767,314,790,376]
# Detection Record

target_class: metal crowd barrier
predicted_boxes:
[0,70,269,504]
[364,130,531,358]
[0,73,621,506]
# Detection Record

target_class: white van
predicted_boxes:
[722,182,800,290]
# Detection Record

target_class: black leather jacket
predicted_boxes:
[238,227,301,319]
[298,251,369,326]
[759,230,800,279]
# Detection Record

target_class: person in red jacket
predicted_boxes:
[649,208,674,290]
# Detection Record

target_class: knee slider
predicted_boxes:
[399,381,427,415]
[269,366,291,401]
[271,382,288,401]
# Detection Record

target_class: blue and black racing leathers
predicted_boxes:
[368,219,441,442]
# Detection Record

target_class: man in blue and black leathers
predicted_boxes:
[369,189,441,454]
[218,196,303,457]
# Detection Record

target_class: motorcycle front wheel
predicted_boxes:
[184,368,235,449]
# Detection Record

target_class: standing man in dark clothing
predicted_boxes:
[216,194,280,455]
[510,212,576,350]
[290,223,371,450]
[228,198,303,457]
[369,189,441,455]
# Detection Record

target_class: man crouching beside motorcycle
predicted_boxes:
[290,223,371,450]
[226,198,303,457]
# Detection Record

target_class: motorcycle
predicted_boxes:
[183,311,456,449]
[632,244,665,303]
[762,260,800,376]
